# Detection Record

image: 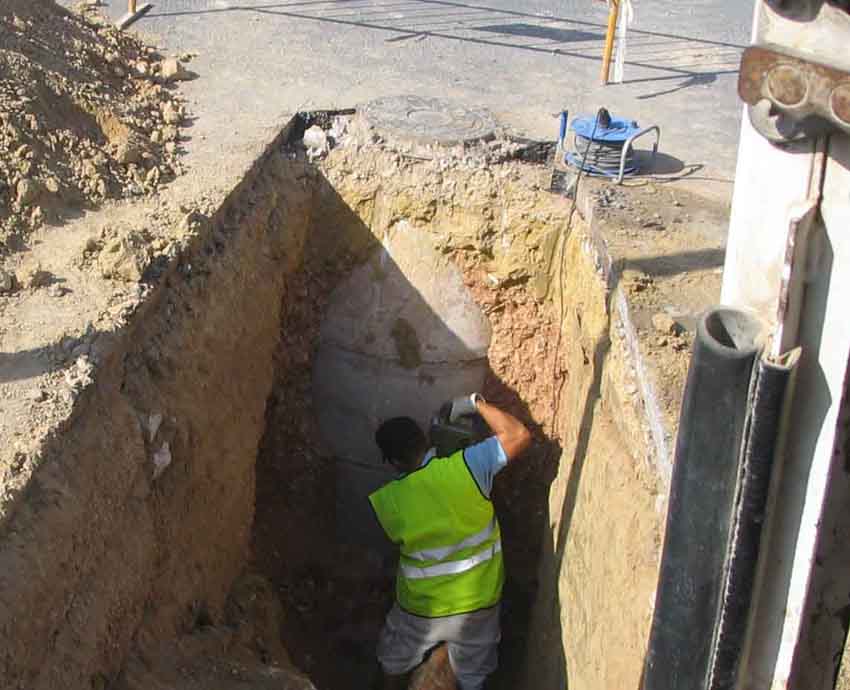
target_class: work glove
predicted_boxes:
[449,393,485,422]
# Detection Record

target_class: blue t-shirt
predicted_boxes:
[462,436,509,498]
[420,436,508,499]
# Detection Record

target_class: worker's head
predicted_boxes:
[375,416,428,473]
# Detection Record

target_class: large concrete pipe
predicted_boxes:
[313,221,492,546]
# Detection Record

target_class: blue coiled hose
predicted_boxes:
[565,113,641,178]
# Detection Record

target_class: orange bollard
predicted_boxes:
[600,0,620,85]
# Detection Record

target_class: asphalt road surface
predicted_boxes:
[90,0,755,197]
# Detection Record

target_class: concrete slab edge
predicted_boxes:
[577,184,674,492]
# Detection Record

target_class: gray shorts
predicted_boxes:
[376,603,501,690]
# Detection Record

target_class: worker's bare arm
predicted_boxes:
[475,399,531,462]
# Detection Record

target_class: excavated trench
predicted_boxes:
[252,111,572,690]
[246,108,664,690]
[0,104,666,690]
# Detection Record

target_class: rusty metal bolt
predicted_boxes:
[830,84,850,125]
[766,65,808,108]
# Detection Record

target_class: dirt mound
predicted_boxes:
[0,0,187,251]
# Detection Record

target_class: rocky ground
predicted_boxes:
[0,0,191,256]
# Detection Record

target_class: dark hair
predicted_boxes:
[375,417,428,471]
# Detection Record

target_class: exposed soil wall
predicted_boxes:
[0,121,314,689]
[521,218,664,690]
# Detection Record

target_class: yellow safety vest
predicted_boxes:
[368,450,504,617]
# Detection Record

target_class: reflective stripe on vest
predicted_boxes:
[401,540,502,579]
[406,517,498,563]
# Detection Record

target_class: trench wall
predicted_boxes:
[520,212,667,690]
[0,122,315,689]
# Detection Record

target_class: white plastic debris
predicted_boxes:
[148,412,163,442]
[64,355,94,391]
[328,115,350,144]
[152,442,172,479]
[302,125,329,160]
[611,0,635,84]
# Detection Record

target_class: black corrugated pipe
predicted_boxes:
[641,308,763,690]
[706,348,801,690]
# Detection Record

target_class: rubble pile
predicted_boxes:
[0,0,190,250]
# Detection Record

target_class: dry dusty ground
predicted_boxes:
[587,178,726,430]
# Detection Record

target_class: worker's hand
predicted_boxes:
[449,393,484,422]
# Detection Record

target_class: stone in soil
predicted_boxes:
[0,268,15,293]
[158,57,193,83]
[17,264,53,288]
[651,313,679,335]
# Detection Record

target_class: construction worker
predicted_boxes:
[369,393,532,690]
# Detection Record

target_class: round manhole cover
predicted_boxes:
[359,95,497,147]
